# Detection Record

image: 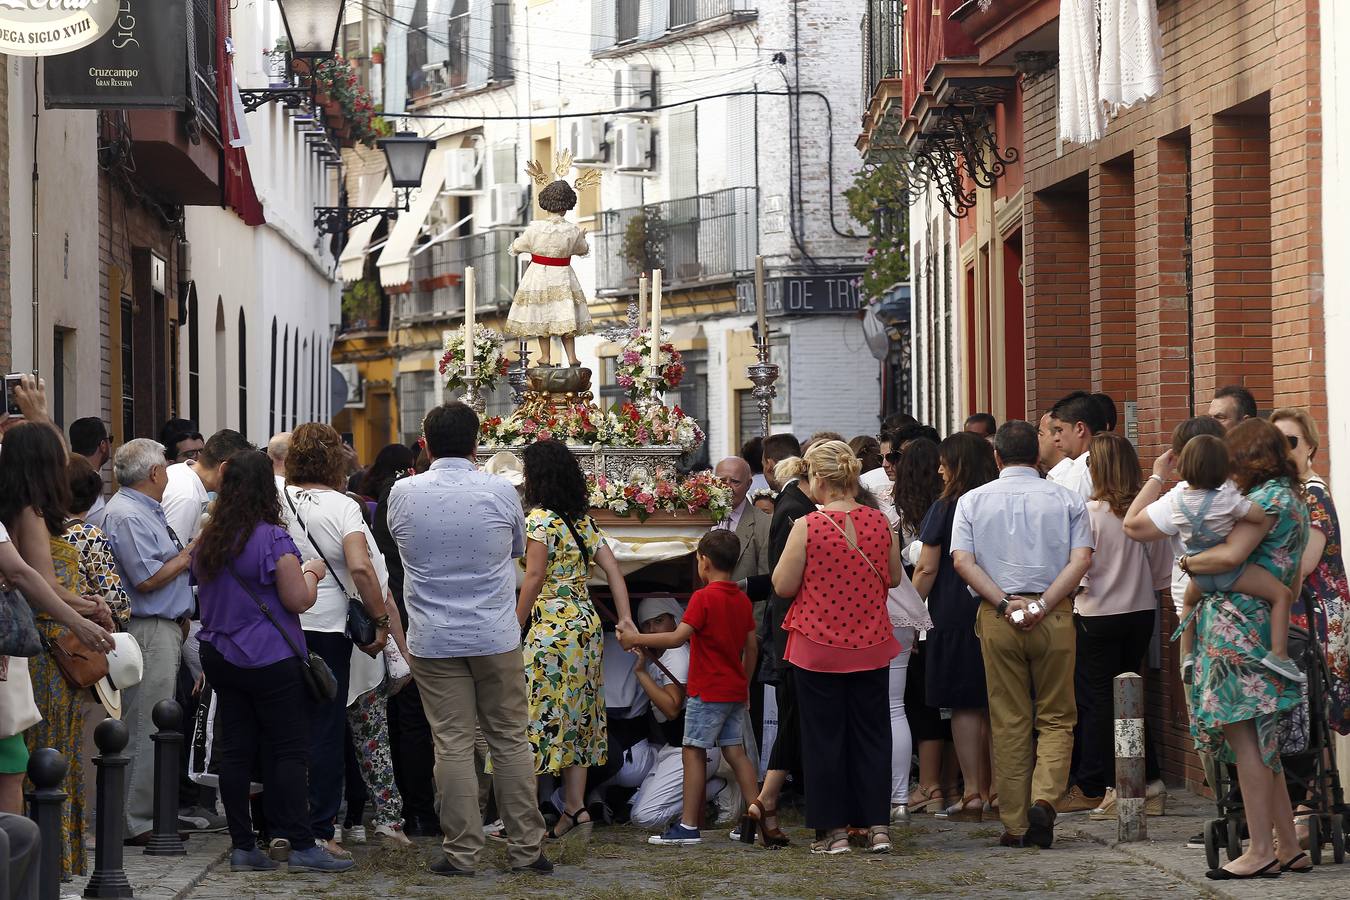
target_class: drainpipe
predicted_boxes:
[31,58,40,375]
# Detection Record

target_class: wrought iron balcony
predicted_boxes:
[395,230,519,326]
[862,0,903,107]
[593,187,758,295]
[594,0,757,56]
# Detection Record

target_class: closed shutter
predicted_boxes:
[492,142,517,184]
[726,95,754,188]
[425,0,449,69]
[465,0,490,86]
[666,106,697,199]
[592,0,616,52]
[638,0,668,43]
[398,371,436,440]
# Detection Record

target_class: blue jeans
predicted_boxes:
[304,630,352,841]
[682,696,745,749]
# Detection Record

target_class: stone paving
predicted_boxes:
[80,790,1350,899]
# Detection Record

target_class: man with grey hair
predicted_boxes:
[268,432,291,493]
[713,457,770,587]
[102,438,196,845]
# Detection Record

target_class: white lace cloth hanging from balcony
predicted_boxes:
[1058,0,1105,144]
[1059,1,1165,144]
[1099,0,1165,114]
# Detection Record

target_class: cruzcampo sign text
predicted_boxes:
[0,0,120,57]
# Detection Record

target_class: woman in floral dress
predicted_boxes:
[1180,418,1310,879]
[516,439,633,840]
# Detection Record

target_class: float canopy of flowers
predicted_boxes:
[615,330,685,402]
[480,400,704,453]
[439,325,510,393]
[588,469,733,522]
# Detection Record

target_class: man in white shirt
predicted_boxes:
[1047,392,1106,499]
[268,431,291,494]
[161,430,253,543]
[387,402,549,876]
[860,432,898,526]
[69,417,113,525]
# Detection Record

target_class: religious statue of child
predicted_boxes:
[506,153,601,368]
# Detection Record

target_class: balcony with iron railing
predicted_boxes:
[593,187,758,295]
[863,0,904,106]
[394,230,519,327]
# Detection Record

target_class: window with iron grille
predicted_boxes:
[399,371,437,442]
[447,0,470,89]
[595,0,754,53]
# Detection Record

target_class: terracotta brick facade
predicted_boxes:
[1018,0,1325,788]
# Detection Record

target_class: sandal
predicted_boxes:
[748,800,790,848]
[547,808,593,843]
[936,794,984,822]
[869,825,892,854]
[907,785,946,815]
[1281,851,1313,873]
[810,829,851,855]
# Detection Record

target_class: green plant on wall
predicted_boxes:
[621,206,668,277]
[845,160,911,302]
[342,278,382,325]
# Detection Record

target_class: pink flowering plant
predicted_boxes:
[587,469,733,522]
[598,402,705,452]
[615,330,685,402]
[439,325,509,393]
[480,400,602,448]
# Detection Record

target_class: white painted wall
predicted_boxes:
[908,182,962,436]
[181,0,341,440]
[7,57,101,429]
[1318,0,1350,787]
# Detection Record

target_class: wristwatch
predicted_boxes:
[997,596,1012,616]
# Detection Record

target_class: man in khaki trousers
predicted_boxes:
[387,402,549,876]
[951,420,1094,849]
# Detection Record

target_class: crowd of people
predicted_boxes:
[1,371,1349,885]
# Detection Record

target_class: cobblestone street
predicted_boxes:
[88,792,1349,900]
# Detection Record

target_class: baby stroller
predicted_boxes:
[1203,592,1348,869]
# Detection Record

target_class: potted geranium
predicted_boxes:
[371,43,385,65]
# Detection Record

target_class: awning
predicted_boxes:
[377,145,449,288]
[338,176,393,283]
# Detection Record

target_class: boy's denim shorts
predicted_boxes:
[682,695,744,749]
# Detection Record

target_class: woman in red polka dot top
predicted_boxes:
[773,440,903,855]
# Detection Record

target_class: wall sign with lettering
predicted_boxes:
[735,272,867,318]
[43,0,187,109]
[0,0,120,57]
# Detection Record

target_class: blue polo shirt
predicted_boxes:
[101,486,193,620]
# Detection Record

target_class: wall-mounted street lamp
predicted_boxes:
[240,1,345,111]
[313,132,437,235]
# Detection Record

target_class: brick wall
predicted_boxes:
[1016,0,1324,788]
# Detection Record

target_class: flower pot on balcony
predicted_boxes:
[371,47,385,65]
[291,57,311,77]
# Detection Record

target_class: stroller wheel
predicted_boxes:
[1226,818,1243,862]
[1331,814,1345,864]
[1204,819,1222,871]
[1308,815,1323,866]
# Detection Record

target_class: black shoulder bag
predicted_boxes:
[226,565,338,703]
[284,488,378,647]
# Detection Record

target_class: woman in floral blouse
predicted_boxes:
[66,457,130,626]
[1181,419,1310,879]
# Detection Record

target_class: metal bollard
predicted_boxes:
[146,700,186,857]
[25,747,68,900]
[84,718,133,898]
[1113,672,1147,842]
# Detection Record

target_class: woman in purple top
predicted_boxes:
[192,450,352,875]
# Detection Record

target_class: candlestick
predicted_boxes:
[464,265,476,380]
[647,269,662,379]
[638,273,648,335]
[509,339,530,407]
[754,255,768,348]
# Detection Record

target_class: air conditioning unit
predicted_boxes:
[487,183,526,226]
[613,120,653,171]
[564,117,607,164]
[615,64,656,109]
[444,148,478,192]
[332,363,364,409]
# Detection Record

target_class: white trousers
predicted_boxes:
[889,626,915,805]
[629,743,723,828]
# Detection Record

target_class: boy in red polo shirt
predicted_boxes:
[617,529,759,846]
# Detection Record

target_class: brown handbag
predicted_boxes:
[46,627,110,689]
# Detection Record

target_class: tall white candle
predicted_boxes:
[754,255,768,348]
[464,265,476,381]
[638,274,648,334]
[648,269,662,378]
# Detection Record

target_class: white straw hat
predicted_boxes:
[93,632,144,720]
